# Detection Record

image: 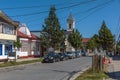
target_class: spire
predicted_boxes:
[67,12,75,31]
[67,12,75,21]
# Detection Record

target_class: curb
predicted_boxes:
[69,65,90,80]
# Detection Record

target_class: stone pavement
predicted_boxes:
[106,56,120,80]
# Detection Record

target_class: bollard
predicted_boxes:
[103,57,106,64]
[108,58,112,64]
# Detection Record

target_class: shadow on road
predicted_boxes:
[112,56,120,60]
[50,69,81,80]
[107,71,120,80]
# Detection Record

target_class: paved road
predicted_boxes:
[0,57,92,80]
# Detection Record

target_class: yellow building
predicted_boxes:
[0,10,19,60]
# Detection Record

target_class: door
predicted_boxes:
[5,44,12,55]
[0,44,2,55]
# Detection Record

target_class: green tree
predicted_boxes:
[68,29,82,50]
[116,40,120,52]
[14,39,22,49]
[86,38,96,50]
[98,21,114,51]
[41,6,65,50]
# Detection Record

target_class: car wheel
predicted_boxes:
[57,58,60,62]
[52,59,56,63]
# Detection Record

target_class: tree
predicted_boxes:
[41,5,65,50]
[68,29,82,50]
[98,21,114,51]
[86,38,96,50]
[86,34,99,51]
[116,40,120,52]
[14,39,22,49]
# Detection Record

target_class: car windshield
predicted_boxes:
[58,53,63,56]
[67,52,72,54]
[46,52,55,56]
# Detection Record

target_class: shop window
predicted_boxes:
[5,44,12,55]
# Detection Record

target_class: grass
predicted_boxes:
[0,58,43,68]
[75,68,109,80]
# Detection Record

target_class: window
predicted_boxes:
[31,42,36,51]
[0,24,2,33]
[69,24,72,29]
[36,42,40,51]
[5,44,12,55]
[21,41,28,52]
[3,24,14,35]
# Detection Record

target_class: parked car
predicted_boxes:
[74,51,81,58]
[58,52,69,61]
[43,52,60,63]
[66,52,76,59]
[81,50,87,56]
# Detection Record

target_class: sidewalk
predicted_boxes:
[107,56,120,80]
[0,57,41,64]
[16,57,40,62]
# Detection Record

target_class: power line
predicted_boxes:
[115,16,120,42]
[22,0,112,26]
[74,0,112,15]
[76,0,113,24]
[0,1,69,10]
[9,0,96,17]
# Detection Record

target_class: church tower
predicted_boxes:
[67,12,75,31]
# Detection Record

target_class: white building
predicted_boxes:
[0,10,19,60]
[17,24,41,58]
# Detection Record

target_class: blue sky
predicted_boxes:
[0,0,120,38]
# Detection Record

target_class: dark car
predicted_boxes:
[58,52,69,61]
[74,51,81,58]
[66,52,76,59]
[81,50,87,56]
[43,52,60,63]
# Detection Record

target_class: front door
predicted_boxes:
[0,44,2,55]
[5,44,12,55]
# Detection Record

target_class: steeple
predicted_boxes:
[68,12,74,20]
[67,12,75,31]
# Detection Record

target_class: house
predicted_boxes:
[30,30,41,37]
[82,38,90,46]
[16,24,41,58]
[30,30,45,57]
[0,10,19,60]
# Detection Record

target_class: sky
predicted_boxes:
[0,0,120,38]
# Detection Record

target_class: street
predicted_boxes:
[0,57,92,80]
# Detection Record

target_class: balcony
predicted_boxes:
[0,33,16,41]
